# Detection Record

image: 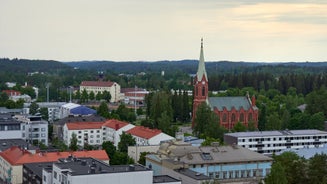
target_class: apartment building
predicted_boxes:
[80,81,121,103]
[102,119,135,147]
[126,126,175,146]
[224,129,327,155]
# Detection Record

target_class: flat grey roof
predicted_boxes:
[153,175,180,183]
[174,168,210,180]
[55,158,150,176]
[24,162,53,178]
[225,129,327,138]
[0,139,37,151]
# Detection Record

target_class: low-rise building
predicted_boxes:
[53,115,106,140]
[14,115,49,146]
[59,103,96,119]
[224,129,327,155]
[146,141,272,184]
[24,102,66,122]
[63,122,104,147]
[121,87,149,106]
[80,81,121,103]
[103,119,135,147]
[126,126,175,146]
[0,146,109,184]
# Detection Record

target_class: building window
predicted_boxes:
[222,114,227,122]
[248,113,253,121]
[54,171,57,179]
[231,113,236,122]
[195,87,198,96]
[41,128,46,132]
[202,87,205,96]
[240,113,244,122]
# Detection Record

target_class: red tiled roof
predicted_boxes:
[0,147,109,166]
[103,119,129,130]
[80,81,115,87]
[2,90,21,96]
[126,126,161,139]
[66,122,104,130]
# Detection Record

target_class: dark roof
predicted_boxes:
[174,168,210,180]
[153,175,181,183]
[0,139,37,151]
[54,115,106,125]
[54,158,149,176]
[70,106,96,115]
[23,162,53,178]
[0,114,22,125]
[209,96,254,111]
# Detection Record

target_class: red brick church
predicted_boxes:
[192,39,258,130]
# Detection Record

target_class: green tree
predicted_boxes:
[138,152,150,165]
[39,107,49,121]
[89,91,95,101]
[110,151,135,165]
[232,122,247,132]
[102,141,116,159]
[265,161,287,184]
[308,154,327,184]
[95,91,102,101]
[102,90,111,102]
[81,89,88,103]
[69,133,78,151]
[118,132,136,153]
[308,112,325,130]
[97,101,110,118]
[201,137,221,146]
[150,91,173,128]
[29,102,39,115]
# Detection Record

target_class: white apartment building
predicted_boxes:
[224,129,327,155]
[59,103,80,119]
[24,102,66,122]
[126,126,175,146]
[0,114,23,140]
[50,158,153,184]
[80,81,121,103]
[14,115,48,146]
[63,122,104,147]
[102,119,135,147]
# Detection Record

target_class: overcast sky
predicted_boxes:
[1,0,326,62]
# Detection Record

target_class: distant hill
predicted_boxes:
[65,60,327,75]
[0,58,72,74]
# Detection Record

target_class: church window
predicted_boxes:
[240,113,244,122]
[195,87,198,96]
[231,114,236,122]
[248,113,253,121]
[222,114,227,122]
[202,87,205,96]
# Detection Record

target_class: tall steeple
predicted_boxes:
[192,38,209,128]
[196,38,208,82]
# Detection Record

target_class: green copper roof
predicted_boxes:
[208,96,253,111]
[196,38,208,82]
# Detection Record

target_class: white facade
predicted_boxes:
[80,81,121,103]
[49,159,153,184]
[63,124,103,147]
[224,129,327,155]
[24,102,66,122]
[14,115,48,146]
[59,103,80,119]
[103,124,135,147]
[132,133,175,146]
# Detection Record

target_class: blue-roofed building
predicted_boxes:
[70,106,96,116]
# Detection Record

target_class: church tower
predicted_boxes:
[192,38,209,128]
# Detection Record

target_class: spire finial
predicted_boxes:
[201,38,203,48]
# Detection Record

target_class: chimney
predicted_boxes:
[115,123,119,130]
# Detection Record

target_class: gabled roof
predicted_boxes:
[103,119,129,130]
[66,122,104,130]
[70,106,96,115]
[208,96,254,111]
[80,81,115,87]
[2,90,21,96]
[126,126,161,139]
[0,147,109,165]
[54,115,106,125]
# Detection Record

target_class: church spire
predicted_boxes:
[197,38,208,82]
